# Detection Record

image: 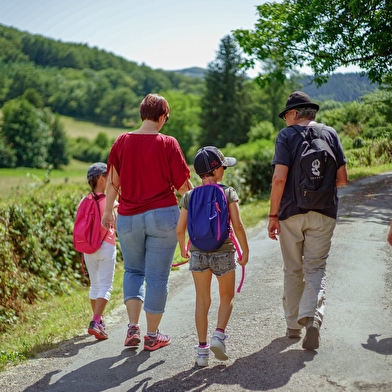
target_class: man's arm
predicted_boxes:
[336,164,348,187]
[268,164,288,240]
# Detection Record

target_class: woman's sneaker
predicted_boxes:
[144,331,171,351]
[210,331,228,360]
[195,345,210,367]
[124,324,141,348]
[88,320,108,340]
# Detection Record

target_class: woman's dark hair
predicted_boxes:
[140,93,170,122]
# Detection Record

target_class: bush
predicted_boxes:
[0,178,125,333]
[0,183,84,331]
[222,141,275,201]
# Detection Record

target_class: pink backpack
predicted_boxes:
[73,193,107,254]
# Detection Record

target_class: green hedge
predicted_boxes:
[0,183,90,332]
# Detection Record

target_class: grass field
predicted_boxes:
[61,115,128,140]
[0,117,128,198]
[0,160,91,198]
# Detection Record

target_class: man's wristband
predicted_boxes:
[268,214,278,218]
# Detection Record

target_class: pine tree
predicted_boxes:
[199,35,251,148]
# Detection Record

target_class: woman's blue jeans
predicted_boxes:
[116,206,179,314]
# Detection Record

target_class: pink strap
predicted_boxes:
[230,232,245,293]
[80,253,88,276]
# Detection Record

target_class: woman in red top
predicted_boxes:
[102,94,191,352]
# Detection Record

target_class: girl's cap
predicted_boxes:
[87,162,107,180]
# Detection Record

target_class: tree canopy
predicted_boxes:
[234,0,392,85]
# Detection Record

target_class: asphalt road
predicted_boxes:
[1,173,392,392]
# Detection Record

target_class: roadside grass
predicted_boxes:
[0,263,124,371]
[1,158,391,371]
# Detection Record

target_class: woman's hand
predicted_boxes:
[101,210,115,231]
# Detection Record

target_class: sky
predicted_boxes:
[0,0,264,74]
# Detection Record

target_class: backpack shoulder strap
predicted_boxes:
[92,192,109,240]
[291,123,326,140]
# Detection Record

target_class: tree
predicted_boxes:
[199,35,252,147]
[1,98,52,168]
[234,1,392,85]
[160,90,201,162]
[47,115,70,169]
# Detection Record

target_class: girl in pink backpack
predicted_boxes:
[79,162,118,340]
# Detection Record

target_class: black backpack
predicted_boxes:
[293,124,338,210]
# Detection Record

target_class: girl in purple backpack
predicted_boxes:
[176,146,249,367]
[82,162,118,340]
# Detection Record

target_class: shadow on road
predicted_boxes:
[140,337,317,391]
[24,348,163,392]
[361,334,392,355]
[37,335,98,359]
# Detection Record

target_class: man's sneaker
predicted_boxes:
[302,317,320,350]
[286,328,302,339]
[88,320,108,340]
[195,345,210,367]
[124,324,141,348]
[144,331,171,351]
[210,331,228,360]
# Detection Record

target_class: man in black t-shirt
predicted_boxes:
[267,91,348,350]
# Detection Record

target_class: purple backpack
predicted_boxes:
[187,184,230,252]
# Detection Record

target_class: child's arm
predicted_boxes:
[102,166,119,231]
[176,208,190,259]
[229,201,249,266]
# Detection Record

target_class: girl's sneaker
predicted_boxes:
[210,331,228,360]
[88,320,108,340]
[195,345,210,367]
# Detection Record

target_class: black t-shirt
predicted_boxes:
[272,123,346,220]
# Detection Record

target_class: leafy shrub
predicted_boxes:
[344,138,392,169]
[0,178,125,333]
[222,140,275,201]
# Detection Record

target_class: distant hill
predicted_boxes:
[172,67,206,79]
[299,73,378,102]
[174,67,378,102]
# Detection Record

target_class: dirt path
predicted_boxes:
[1,174,392,392]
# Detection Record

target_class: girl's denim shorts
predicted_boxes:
[189,251,236,276]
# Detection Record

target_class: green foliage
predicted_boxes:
[0,182,84,332]
[247,76,299,130]
[234,1,392,85]
[299,73,377,102]
[248,121,277,142]
[345,139,392,169]
[0,174,124,333]
[0,24,203,126]
[1,98,52,167]
[160,90,201,161]
[69,131,117,164]
[199,35,252,147]
[0,97,69,169]
[47,115,70,168]
[0,136,17,167]
[222,140,275,202]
